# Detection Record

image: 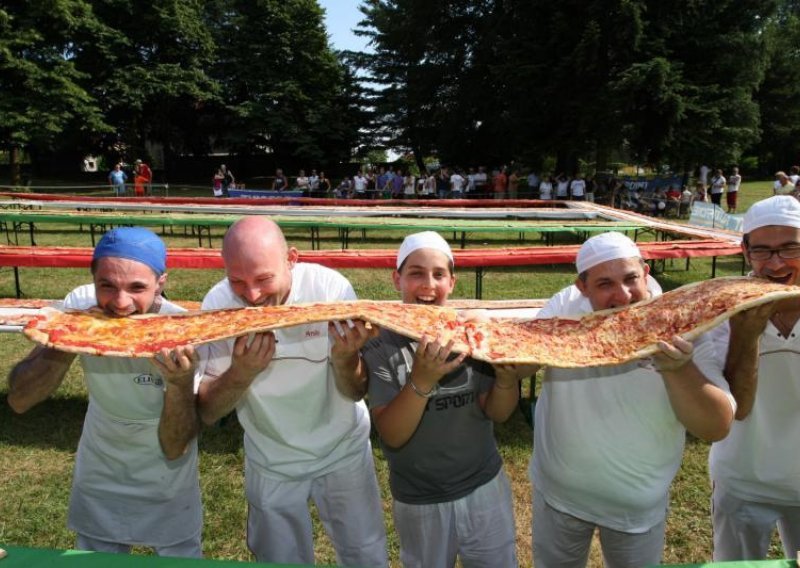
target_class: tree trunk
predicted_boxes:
[10,145,21,187]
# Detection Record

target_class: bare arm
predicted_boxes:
[197,333,275,425]
[152,346,200,460]
[482,364,540,422]
[372,336,466,449]
[722,305,772,419]
[329,320,379,401]
[655,336,734,441]
[7,346,76,413]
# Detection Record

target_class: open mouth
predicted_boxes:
[766,273,794,285]
[415,295,438,305]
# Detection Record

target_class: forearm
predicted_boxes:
[724,326,761,419]
[331,353,367,401]
[483,381,520,422]
[7,347,75,413]
[197,368,252,425]
[373,383,430,448]
[158,382,199,460]
[662,363,734,441]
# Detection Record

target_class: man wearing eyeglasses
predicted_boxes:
[709,195,800,561]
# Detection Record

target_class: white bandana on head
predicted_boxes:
[742,195,800,234]
[396,231,454,270]
[576,232,642,275]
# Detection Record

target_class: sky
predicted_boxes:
[318,0,371,52]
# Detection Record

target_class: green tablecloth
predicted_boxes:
[0,546,325,567]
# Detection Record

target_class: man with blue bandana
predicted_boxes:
[7,227,203,558]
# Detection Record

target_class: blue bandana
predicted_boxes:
[93,227,167,276]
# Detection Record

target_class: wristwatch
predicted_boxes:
[408,379,438,399]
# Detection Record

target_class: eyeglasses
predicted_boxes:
[747,246,800,261]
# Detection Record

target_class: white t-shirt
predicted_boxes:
[530,278,733,532]
[353,175,367,192]
[201,263,371,481]
[404,175,416,195]
[709,320,800,504]
[710,176,726,195]
[539,181,553,200]
[727,174,741,193]
[450,173,465,192]
[570,179,586,197]
[700,165,711,184]
[64,285,202,546]
[556,179,570,197]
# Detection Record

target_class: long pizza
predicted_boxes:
[22,276,800,367]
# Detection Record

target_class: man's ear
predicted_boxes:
[392,269,402,292]
[575,276,587,296]
[287,247,300,268]
[156,273,168,295]
[741,243,751,267]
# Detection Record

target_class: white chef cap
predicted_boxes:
[396,231,454,270]
[742,195,800,234]
[576,232,642,275]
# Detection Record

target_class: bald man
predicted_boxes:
[197,217,388,566]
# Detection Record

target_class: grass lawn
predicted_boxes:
[0,180,788,566]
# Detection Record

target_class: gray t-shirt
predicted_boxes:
[364,329,502,505]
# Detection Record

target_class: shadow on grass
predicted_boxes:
[0,393,248,456]
[0,395,85,451]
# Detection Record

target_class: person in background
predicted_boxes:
[134,159,153,197]
[507,169,520,199]
[197,217,388,566]
[530,232,735,568]
[363,231,529,567]
[295,169,310,195]
[538,176,553,200]
[220,165,235,197]
[473,166,488,198]
[308,169,320,196]
[526,170,540,199]
[773,171,795,196]
[680,186,694,217]
[271,168,287,192]
[212,168,224,197]
[726,167,742,213]
[7,227,203,558]
[709,195,800,562]
[108,163,127,196]
[492,168,508,200]
[710,169,726,207]
[318,171,331,196]
[570,173,586,201]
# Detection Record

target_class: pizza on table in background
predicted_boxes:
[22,276,800,368]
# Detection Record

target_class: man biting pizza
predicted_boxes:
[709,195,800,561]
[529,231,736,568]
[196,216,388,566]
[7,227,203,557]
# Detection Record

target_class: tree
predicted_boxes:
[71,0,219,166]
[0,1,108,183]
[753,1,800,173]
[210,0,362,170]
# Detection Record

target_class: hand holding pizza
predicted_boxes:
[493,363,541,386]
[329,320,379,364]
[652,336,694,373]
[729,302,775,338]
[411,334,468,391]
[152,346,198,390]
[230,332,276,386]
